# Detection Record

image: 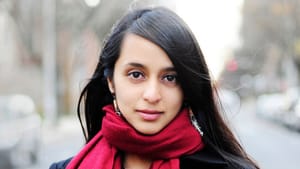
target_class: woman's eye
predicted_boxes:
[128,71,144,79]
[163,74,177,83]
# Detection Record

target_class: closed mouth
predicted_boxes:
[136,109,163,121]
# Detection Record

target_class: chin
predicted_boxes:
[137,127,162,135]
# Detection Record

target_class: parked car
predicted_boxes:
[288,99,300,130]
[0,94,41,169]
[255,93,286,120]
[255,87,300,131]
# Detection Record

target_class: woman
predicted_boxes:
[50,7,259,169]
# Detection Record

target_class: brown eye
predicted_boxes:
[128,71,144,80]
[163,74,177,83]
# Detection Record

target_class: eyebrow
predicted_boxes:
[126,62,176,72]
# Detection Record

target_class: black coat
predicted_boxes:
[49,147,229,169]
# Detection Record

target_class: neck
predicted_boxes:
[123,153,152,169]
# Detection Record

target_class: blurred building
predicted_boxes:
[0,0,175,120]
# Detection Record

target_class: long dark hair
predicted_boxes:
[77,7,259,169]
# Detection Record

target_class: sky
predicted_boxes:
[83,0,244,80]
[175,0,244,80]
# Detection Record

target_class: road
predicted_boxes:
[26,98,300,169]
[231,98,300,169]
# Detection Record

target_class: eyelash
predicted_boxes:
[128,71,144,80]
[127,71,177,84]
[162,74,177,83]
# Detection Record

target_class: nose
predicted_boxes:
[143,80,161,103]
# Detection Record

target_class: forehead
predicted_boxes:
[117,33,173,67]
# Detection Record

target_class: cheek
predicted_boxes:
[113,76,140,105]
[166,88,184,108]
[118,88,138,103]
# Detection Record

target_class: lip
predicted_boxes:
[136,109,162,121]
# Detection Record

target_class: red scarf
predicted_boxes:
[67,105,204,169]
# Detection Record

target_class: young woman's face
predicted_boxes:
[107,33,184,135]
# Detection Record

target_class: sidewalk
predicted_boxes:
[26,116,84,169]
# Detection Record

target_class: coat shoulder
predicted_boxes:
[180,148,228,169]
[49,157,72,169]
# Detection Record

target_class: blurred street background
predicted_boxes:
[1,0,300,169]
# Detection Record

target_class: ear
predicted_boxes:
[107,77,115,93]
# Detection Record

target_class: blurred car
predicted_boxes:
[0,94,41,169]
[279,103,300,130]
[256,87,300,130]
[255,93,286,120]
[288,100,300,130]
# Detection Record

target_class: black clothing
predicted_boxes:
[49,148,228,169]
[180,147,228,169]
[49,157,72,169]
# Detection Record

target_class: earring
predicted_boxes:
[189,108,204,136]
[112,93,121,116]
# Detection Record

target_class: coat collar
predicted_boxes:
[180,147,228,168]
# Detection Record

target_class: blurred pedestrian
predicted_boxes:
[50,7,259,169]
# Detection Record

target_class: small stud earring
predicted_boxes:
[112,93,121,116]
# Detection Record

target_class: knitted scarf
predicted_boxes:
[67,104,204,169]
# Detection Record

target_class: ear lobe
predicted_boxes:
[107,77,115,93]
